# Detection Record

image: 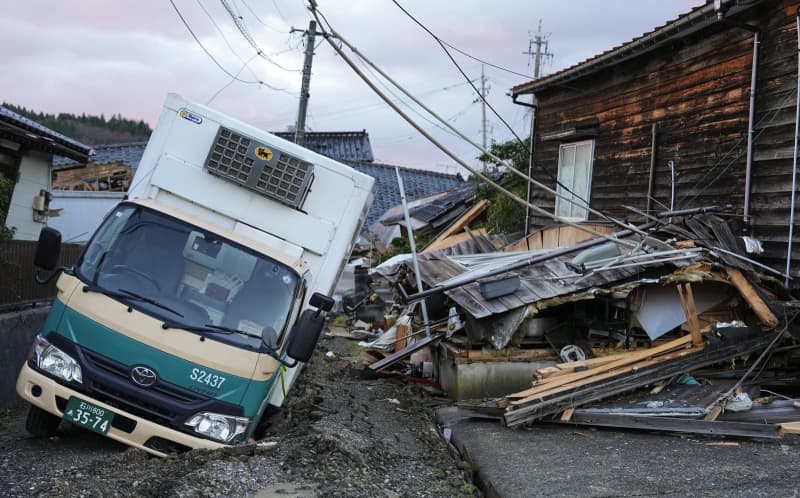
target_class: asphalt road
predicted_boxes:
[439,407,800,497]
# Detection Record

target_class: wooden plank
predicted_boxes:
[676,283,703,348]
[507,335,694,400]
[778,421,800,435]
[559,413,783,440]
[535,352,635,381]
[510,346,704,407]
[560,407,575,422]
[725,267,779,328]
[504,331,776,427]
[368,334,443,371]
[395,320,409,350]
[424,200,490,252]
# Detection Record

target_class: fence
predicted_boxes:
[0,240,84,308]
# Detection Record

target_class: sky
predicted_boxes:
[1,0,703,176]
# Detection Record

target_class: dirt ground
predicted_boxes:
[0,333,478,497]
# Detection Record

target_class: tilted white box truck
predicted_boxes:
[16,93,374,456]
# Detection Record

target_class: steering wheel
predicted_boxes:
[110,265,161,294]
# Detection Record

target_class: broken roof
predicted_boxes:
[510,0,764,97]
[0,106,92,162]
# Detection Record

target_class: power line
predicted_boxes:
[390,0,524,144]
[170,0,261,84]
[195,0,261,81]
[220,0,301,72]
[239,0,289,33]
[207,52,259,105]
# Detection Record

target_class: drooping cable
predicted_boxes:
[317,19,644,238]
[220,0,301,72]
[308,7,640,249]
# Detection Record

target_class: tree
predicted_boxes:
[475,138,530,234]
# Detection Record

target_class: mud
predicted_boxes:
[0,334,478,497]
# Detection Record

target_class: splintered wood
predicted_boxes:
[502,327,778,428]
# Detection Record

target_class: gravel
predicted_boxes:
[0,334,478,497]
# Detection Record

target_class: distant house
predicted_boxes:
[510,0,800,281]
[54,130,464,236]
[0,106,91,240]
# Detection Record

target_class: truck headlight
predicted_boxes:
[32,334,82,384]
[185,412,249,443]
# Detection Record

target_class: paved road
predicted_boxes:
[439,407,800,497]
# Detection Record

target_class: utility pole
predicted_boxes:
[474,65,490,171]
[523,20,554,79]
[293,20,316,146]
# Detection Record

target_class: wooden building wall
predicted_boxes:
[529,0,800,279]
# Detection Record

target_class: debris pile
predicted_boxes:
[346,205,800,441]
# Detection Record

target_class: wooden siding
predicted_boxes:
[530,0,800,279]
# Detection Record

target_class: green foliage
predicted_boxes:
[0,173,15,240]
[2,103,152,144]
[475,138,530,234]
[378,232,430,264]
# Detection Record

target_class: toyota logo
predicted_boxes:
[130,365,158,388]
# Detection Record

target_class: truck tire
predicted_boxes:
[25,405,61,437]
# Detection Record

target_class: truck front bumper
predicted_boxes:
[16,363,226,457]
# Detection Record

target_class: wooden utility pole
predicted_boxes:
[294,20,316,146]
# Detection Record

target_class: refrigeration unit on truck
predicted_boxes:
[16,93,374,456]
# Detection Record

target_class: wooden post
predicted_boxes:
[676,283,703,348]
[725,267,779,329]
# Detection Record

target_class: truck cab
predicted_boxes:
[16,94,374,456]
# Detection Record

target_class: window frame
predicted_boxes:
[554,139,595,221]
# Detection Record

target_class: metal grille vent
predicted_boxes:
[204,127,314,209]
[256,153,313,207]
[206,129,255,182]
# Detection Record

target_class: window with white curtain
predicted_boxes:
[555,140,594,220]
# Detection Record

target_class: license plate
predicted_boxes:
[63,396,114,435]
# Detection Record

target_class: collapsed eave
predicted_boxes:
[510,0,763,97]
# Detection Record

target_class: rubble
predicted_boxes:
[351,206,800,443]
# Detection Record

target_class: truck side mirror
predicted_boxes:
[309,292,334,312]
[34,227,62,271]
[286,309,325,362]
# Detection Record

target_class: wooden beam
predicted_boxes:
[507,335,694,400]
[560,407,575,422]
[676,283,703,348]
[423,200,489,252]
[725,267,779,328]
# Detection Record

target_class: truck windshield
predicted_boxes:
[75,204,301,350]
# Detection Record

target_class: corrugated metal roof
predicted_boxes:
[0,106,92,161]
[510,0,763,96]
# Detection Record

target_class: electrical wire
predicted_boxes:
[309,5,641,249]
[678,86,798,208]
[170,0,261,84]
[220,0,301,72]
[387,0,605,222]
[316,15,641,238]
[195,0,262,82]
[239,0,289,32]
[390,0,524,144]
[207,52,259,104]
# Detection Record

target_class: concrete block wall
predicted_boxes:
[0,307,48,407]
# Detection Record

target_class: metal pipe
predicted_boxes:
[646,122,658,214]
[787,10,800,288]
[743,30,760,225]
[395,167,431,337]
[524,94,538,240]
[669,160,676,223]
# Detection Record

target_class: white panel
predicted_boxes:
[48,191,124,243]
[233,222,304,261]
[6,153,50,240]
[149,154,335,255]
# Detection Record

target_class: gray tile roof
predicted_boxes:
[273,130,374,162]
[347,161,465,230]
[0,106,92,161]
[53,141,148,169]
[49,131,464,235]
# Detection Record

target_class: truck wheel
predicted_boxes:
[25,405,61,437]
